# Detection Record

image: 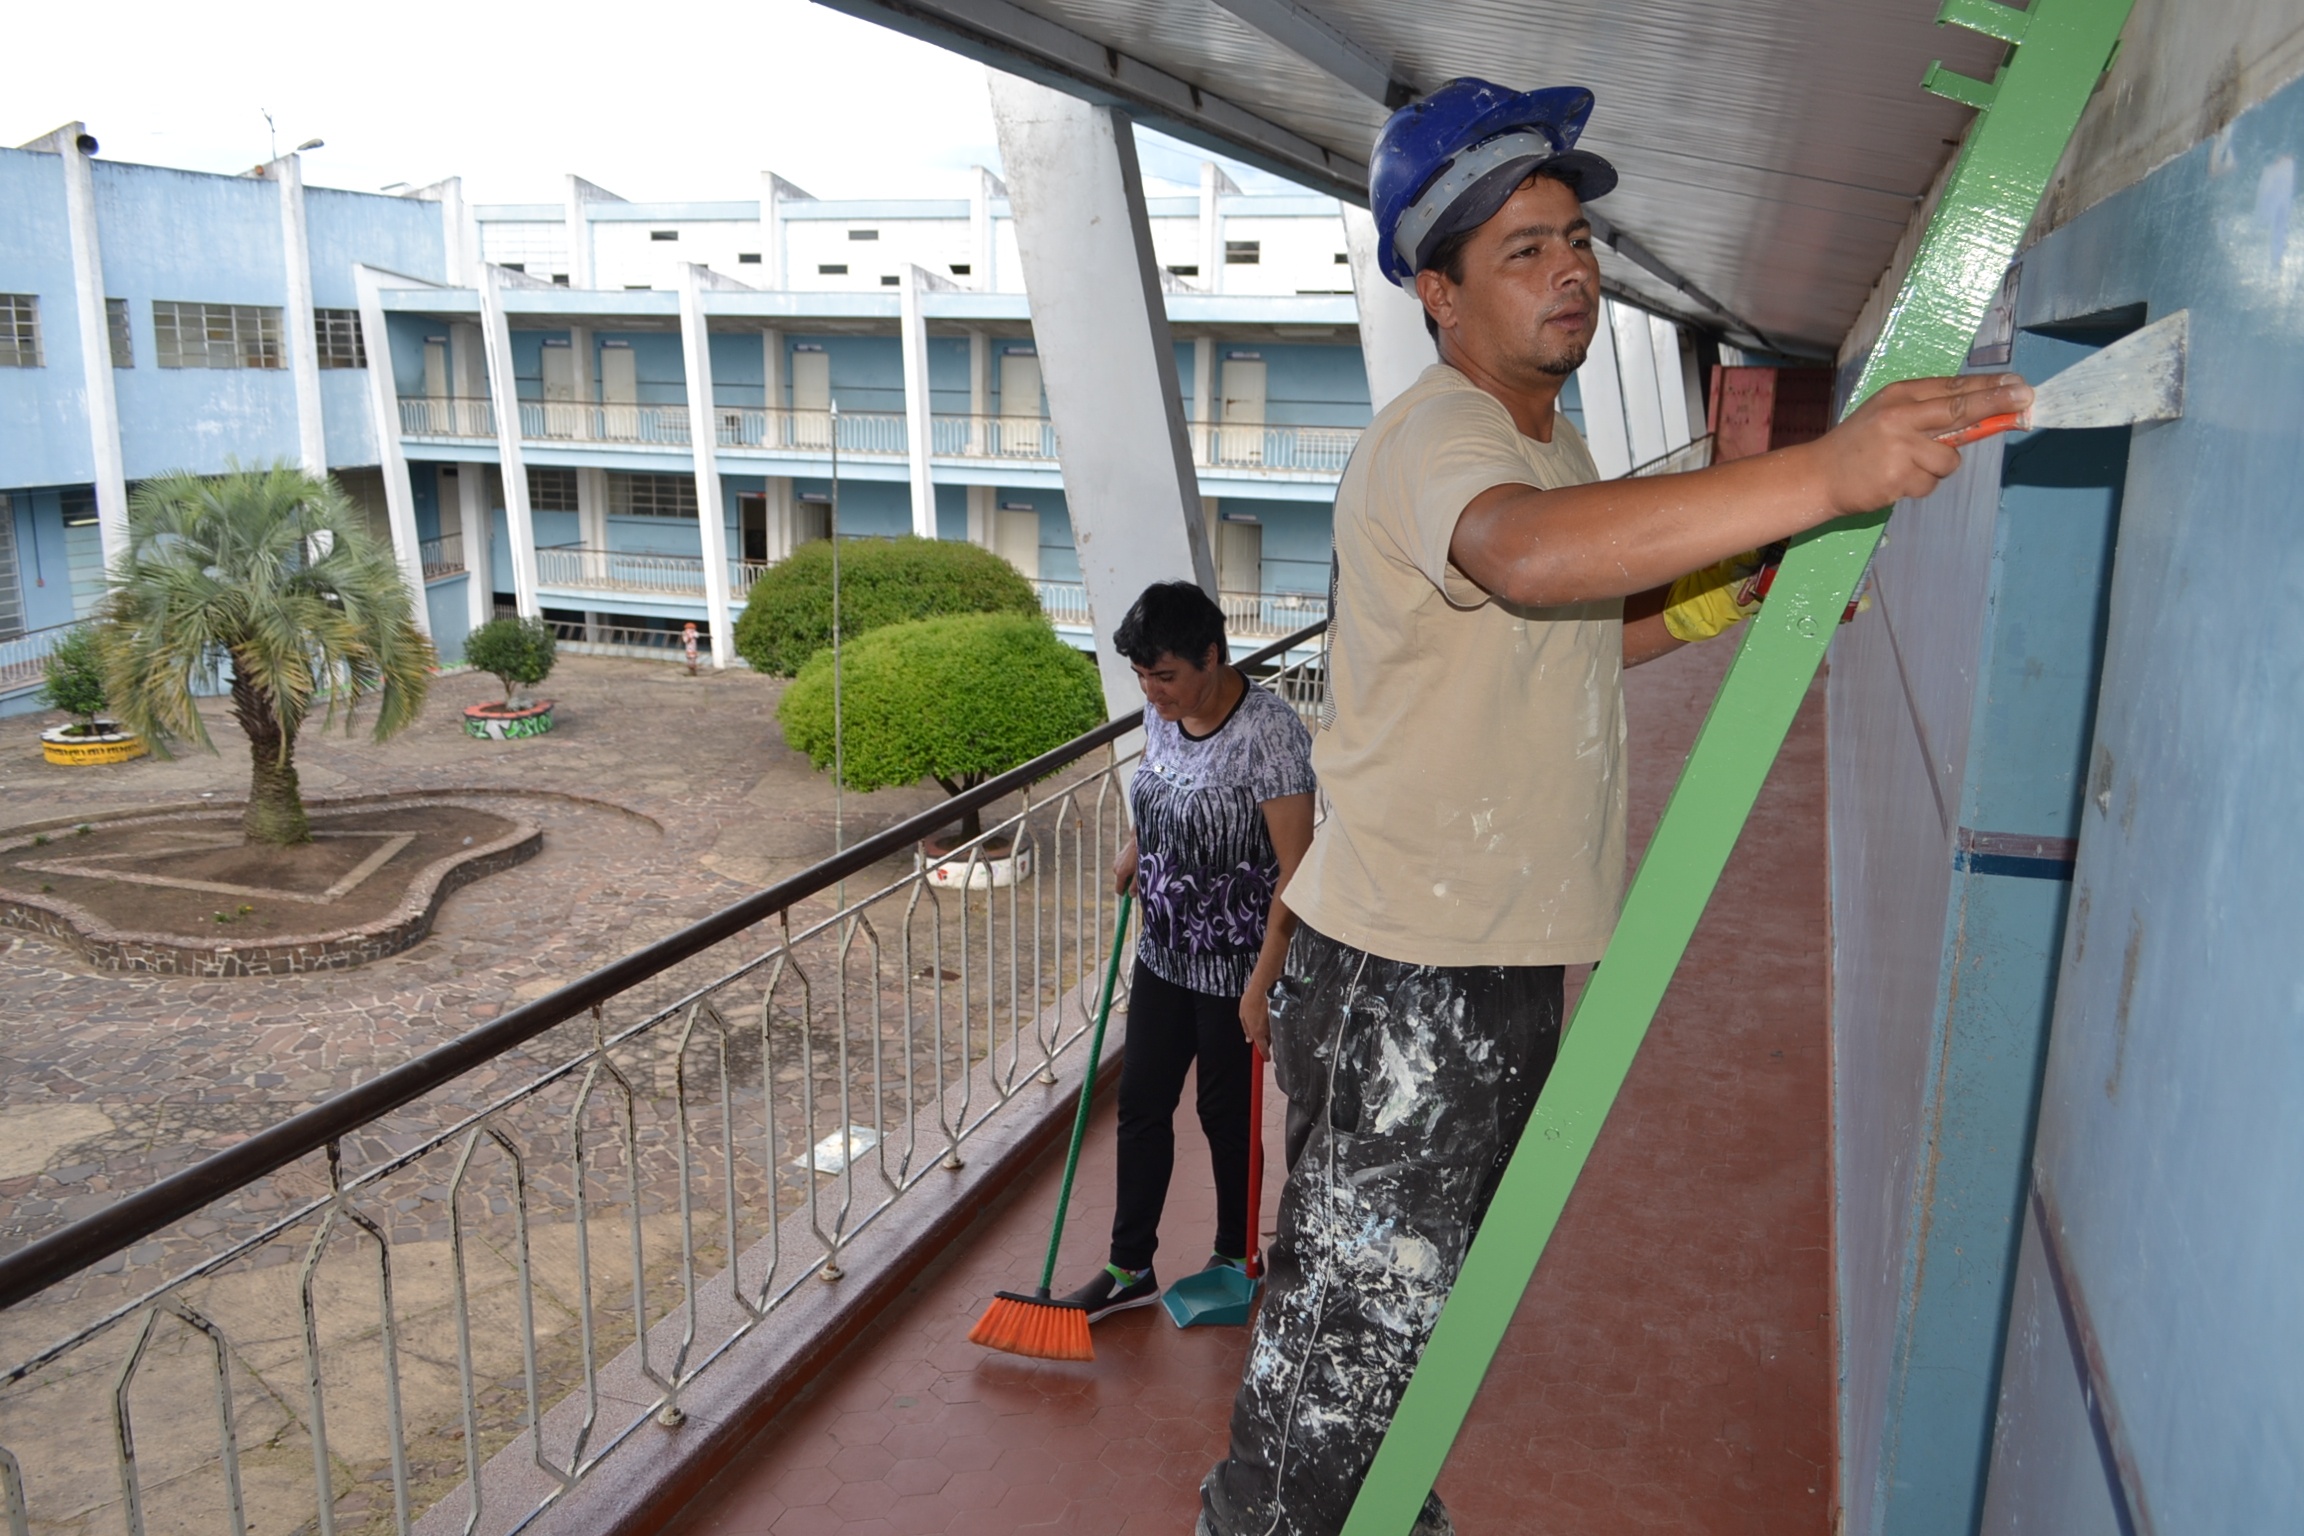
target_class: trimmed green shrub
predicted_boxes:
[39,627,109,731]
[734,536,1041,677]
[778,612,1104,841]
[463,615,558,707]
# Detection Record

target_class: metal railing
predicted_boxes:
[396,397,1363,476]
[1036,582,1329,643]
[1627,433,1716,478]
[0,621,75,694]
[532,618,708,661]
[420,534,466,579]
[0,622,1325,1536]
[534,546,773,601]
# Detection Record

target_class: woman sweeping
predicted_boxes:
[1063,581,1317,1321]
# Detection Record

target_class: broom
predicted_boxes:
[968,893,1134,1361]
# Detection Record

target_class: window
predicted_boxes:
[0,294,40,367]
[1166,264,1199,278]
[1225,240,1260,265]
[106,298,132,367]
[624,284,652,291]
[314,308,367,369]
[949,263,971,276]
[552,274,570,286]
[502,262,525,272]
[737,252,762,264]
[60,487,98,526]
[880,274,900,287]
[608,472,698,518]
[818,264,848,276]
[651,230,678,242]
[153,301,283,369]
[848,229,879,241]
[528,467,579,512]
[1335,252,1350,264]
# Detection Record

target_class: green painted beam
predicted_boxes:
[1338,1,2138,1530]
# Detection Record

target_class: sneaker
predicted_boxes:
[1060,1264,1161,1322]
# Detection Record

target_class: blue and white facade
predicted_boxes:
[1,126,1702,683]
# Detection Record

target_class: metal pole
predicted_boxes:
[830,399,844,908]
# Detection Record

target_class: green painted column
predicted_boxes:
[1340,2,2139,1531]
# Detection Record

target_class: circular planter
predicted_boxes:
[463,699,556,741]
[919,833,1032,890]
[41,722,148,766]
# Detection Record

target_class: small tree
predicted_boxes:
[39,627,111,735]
[463,615,559,708]
[778,612,1104,842]
[100,463,434,846]
[734,536,1042,676]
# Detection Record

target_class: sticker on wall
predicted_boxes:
[1967,263,2022,368]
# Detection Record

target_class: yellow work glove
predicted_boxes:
[1662,550,1772,643]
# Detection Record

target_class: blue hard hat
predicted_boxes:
[1370,78,1618,286]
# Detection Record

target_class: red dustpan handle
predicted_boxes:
[1246,1045,1265,1280]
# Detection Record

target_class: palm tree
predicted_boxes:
[101,463,434,846]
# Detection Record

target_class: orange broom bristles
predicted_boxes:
[969,1290,1094,1361]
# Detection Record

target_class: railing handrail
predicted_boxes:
[0,617,1327,1312]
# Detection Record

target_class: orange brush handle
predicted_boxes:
[1938,412,2025,448]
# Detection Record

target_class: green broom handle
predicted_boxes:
[1038,892,1134,1294]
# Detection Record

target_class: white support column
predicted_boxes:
[967,485,994,547]
[1198,162,1237,295]
[427,176,474,285]
[349,265,432,633]
[34,123,128,571]
[477,265,541,617]
[759,173,812,290]
[991,76,1215,717]
[1575,297,1634,480]
[764,475,796,563]
[677,262,735,667]
[458,465,492,628]
[1648,313,1693,450]
[898,264,943,538]
[272,154,328,476]
[1190,336,1214,466]
[1611,299,1668,469]
[969,166,1005,290]
[564,176,593,289]
[1340,203,1435,414]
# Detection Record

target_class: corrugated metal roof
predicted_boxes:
[849,0,2013,353]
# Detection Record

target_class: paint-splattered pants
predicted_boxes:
[1200,923,1562,1536]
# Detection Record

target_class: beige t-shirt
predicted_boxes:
[1287,364,1626,967]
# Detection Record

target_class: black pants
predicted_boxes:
[1110,958,1254,1273]
[1201,923,1563,1536]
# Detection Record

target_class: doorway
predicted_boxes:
[1217,517,1262,596]
[792,348,831,450]
[994,505,1040,579]
[998,351,1043,457]
[1219,354,1266,465]
[600,344,638,441]
[738,493,768,562]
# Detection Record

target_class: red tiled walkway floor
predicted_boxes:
[672,638,1832,1535]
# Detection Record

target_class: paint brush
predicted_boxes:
[1939,309,2189,446]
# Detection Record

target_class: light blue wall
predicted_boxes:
[302,186,442,309]
[425,573,471,662]
[1217,498,1331,594]
[9,490,88,630]
[0,151,93,489]
[1974,69,2304,1536]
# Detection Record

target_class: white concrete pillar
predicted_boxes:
[429,177,475,285]
[477,265,541,617]
[677,262,736,666]
[763,475,796,563]
[1610,299,1668,469]
[1648,312,1692,450]
[899,264,943,538]
[968,328,989,455]
[458,465,493,628]
[1340,203,1435,415]
[1190,336,1214,465]
[763,328,785,444]
[350,264,433,635]
[1199,162,1237,296]
[271,154,329,476]
[990,76,1215,717]
[1575,297,1634,479]
[564,176,593,289]
[970,166,1005,290]
[967,485,995,547]
[759,173,811,290]
[33,123,129,572]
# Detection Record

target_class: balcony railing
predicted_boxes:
[418,532,465,579]
[0,621,77,694]
[398,396,1363,476]
[1038,581,1328,642]
[535,544,774,600]
[0,622,1326,1536]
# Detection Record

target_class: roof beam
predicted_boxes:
[810,0,1368,202]
[1204,0,1416,108]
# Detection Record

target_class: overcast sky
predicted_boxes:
[10,0,1295,205]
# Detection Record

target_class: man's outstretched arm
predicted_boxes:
[1452,373,2031,608]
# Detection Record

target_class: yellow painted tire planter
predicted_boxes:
[41,724,148,766]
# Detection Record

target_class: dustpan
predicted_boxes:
[1163,1045,1266,1328]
